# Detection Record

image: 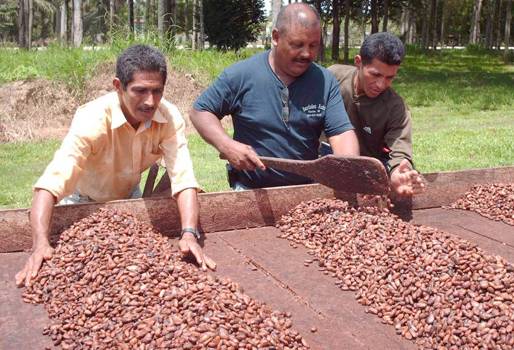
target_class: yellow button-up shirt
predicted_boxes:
[35,92,199,202]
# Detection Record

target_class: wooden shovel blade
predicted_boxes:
[260,155,389,194]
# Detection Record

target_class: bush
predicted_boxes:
[203,0,265,51]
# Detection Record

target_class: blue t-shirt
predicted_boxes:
[194,50,354,188]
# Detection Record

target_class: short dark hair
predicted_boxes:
[275,3,320,34]
[360,32,405,66]
[115,44,167,89]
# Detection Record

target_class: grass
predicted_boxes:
[0,134,230,210]
[0,45,513,208]
[0,44,114,91]
[0,140,61,208]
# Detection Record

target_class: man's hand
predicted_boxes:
[15,243,54,287]
[178,232,216,271]
[390,159,426,197]
[219,139,265,171]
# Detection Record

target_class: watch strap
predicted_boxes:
[180,227,201,240]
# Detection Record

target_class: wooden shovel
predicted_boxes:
[260,155,390,195]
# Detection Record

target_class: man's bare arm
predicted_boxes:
[15,189,56,287]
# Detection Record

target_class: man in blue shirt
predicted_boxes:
[191,3,359,189]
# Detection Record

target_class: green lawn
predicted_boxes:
[0,140,61,208]
[0,46,513,209]
[0,133,230,209]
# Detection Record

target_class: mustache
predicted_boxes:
[293,58,311,64]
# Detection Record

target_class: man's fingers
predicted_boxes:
[194,245,207,271]
[43,248,54,260]
[24,258,34,287]
[189,245,207,270]
[240,159,257,171]
[178,240,189,256]
[248,152,265,171]
[397,159,411,173]
[31,254,44,278]
[15,269,27,287]
[204,255,217,271]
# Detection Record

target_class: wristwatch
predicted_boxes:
[180,227,202,240]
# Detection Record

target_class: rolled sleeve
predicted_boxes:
[161,109,200,197]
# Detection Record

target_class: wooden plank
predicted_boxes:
[0,252,54,350]
[408,166,514,209]
[411,208,514,262]
[207,227,416,349]
[0,184,337,253]
[204,233,373,349]
[1,166,512,252]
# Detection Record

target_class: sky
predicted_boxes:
[264,0,287,16]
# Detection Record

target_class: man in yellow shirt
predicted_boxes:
[16,45,216,287]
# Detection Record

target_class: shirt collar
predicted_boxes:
[111,93,168,130]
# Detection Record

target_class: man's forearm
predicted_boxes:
[175,188,199,229]
[328,130,360,156]
[189,109,233,154]
[30,189,56,248]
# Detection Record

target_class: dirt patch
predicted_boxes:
[0,63,231,143]
[0,80,78,142]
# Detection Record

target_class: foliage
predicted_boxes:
[0,0,17,43]
[0,44,113,91]
[203,0,265,51]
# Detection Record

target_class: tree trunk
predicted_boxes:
[40,7,51,40]
[145,0,152,32]
[315,0,324,61]
[58,0,67,45]
[158,0,169,39]
[504,0,512,59]
[495,0,503,50]
[72,0,82,47]
[343,0,350,63]
[370,0,379,34]
[170,0,176,35]
[184,0,189,42]
[469,0,483,44]
[430,0,437,49]
[382,0,389,32]
[331,0,340,61]
[109,0,114,34]
[421,1,429,48]
[198,0,204,49]
[128,0,134,34]
[439,0,446,47]
[192,0,196,49]
[18,0,33,49]
[272,0,281,26]
[485,0,495,48]
[408,9,416,45]
[400,6,408,40]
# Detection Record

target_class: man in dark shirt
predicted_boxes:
[328,32,425,197]
[190,3,359,189]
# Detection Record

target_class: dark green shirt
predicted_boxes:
[328,64,413,173]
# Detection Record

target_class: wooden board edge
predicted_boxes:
[1,166,513,252]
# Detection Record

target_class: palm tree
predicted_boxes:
[504,0,512,60]
[18,0,33,48]
[72,0,82,46]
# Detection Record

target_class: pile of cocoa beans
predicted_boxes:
[448,183,513,226]
[22,208,308,349]
[277,199,513,349]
